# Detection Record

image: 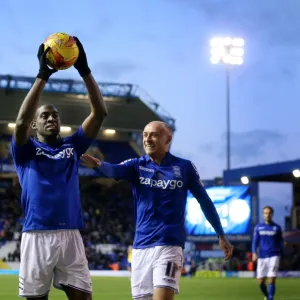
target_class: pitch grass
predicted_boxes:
[1,276,298,300]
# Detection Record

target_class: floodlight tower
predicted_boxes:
[210,37,244,170]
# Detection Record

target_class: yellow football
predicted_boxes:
[44,32,79,70]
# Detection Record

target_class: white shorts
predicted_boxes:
[184,264,192,273]
[131,246,183,299]
[256,256,280,279]
[19,230,92,298]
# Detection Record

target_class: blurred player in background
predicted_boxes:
[81,121,233,300]
[252,206,284,300]
[128,245,133,271]
[128,245,133,273]
[11,39,107,300]
[183,251,194,278]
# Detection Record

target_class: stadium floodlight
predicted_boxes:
[293,169,300,178]
[7,123,71,133]
[104,129,116,135]
[210,37,245,171]
[60,126,72,133]
[241,176,249,185]
[210,37,244,65]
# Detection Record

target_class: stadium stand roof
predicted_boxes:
[0,75,176,132]
[223,159,300,184]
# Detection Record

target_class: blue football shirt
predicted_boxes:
[252,222,284,258]
[97,152,224,248]
[11,126,93,232]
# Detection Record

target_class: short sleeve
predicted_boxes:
[11,137,35,166]
[66,126,94,157]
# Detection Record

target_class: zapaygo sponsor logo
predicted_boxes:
[139,177,183,189]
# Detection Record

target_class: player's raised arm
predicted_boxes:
[73,37,108,139]
[14,45,57,145]
[187,161,233,260]
[81,154,137,181]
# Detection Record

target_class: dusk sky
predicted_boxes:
[1,0,298,227]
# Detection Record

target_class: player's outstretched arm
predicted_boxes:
[187,161,233,260]
[81,154,136,181]
[14,45,57,145]
[73,37,108,139]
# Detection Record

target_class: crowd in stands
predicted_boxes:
[190,245,300,274]
[0,177,134,270]
[0,179,22,247]
[1,177,300,272]
[0,135,140,270]
[80,178,134,270]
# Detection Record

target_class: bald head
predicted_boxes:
[143,121,173,159]
[144,121,173,137]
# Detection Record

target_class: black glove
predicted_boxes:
[36,44,57,82]
[73,37,91,77]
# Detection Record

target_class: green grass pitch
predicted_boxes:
[1,276,298,299]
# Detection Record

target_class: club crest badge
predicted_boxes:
[173,166,182,178]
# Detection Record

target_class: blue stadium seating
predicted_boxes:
[94,141,139,164]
